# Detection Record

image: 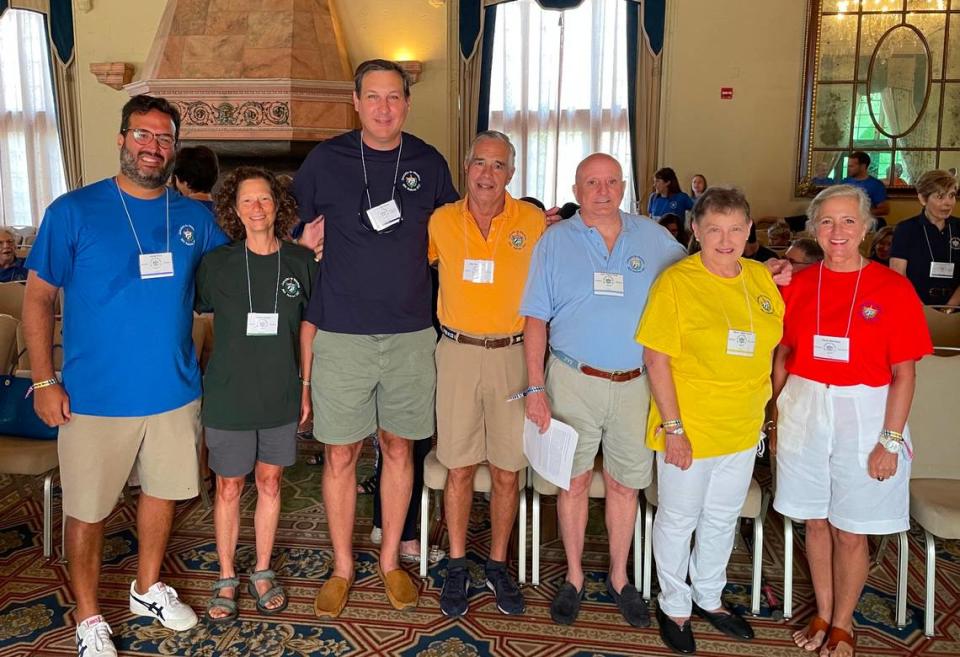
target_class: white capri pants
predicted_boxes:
[773,375,911,535]
[653,446,756,617]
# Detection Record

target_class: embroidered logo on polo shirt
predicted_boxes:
[509,230,526,249]
[179,225,195,246]
[401,171,421,192]
[281,277,301,298]
[627,255,645,272]
[950,236,960,250]
[861,302,880,321]
[757,295,774,313]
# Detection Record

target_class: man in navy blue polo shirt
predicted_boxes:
[842,151,889,218]
[293,59,458,617]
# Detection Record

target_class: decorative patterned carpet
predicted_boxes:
[1,442,959,656]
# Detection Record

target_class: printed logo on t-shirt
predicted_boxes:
[757,295,774,314]
[627,255,645,273]
[669,200,679,210]
[861,302,880,321]
[281,277,302,298]
[179,225,196,246]
[950,236,960,250]
[509,230,527,249]
[401,170,422,192]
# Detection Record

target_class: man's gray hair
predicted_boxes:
[805,184,877,233]
[465,130,516,171]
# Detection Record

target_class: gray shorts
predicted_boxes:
[205,422,298,478]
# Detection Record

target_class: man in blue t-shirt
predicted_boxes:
[294,59,458,617]
[23,95,227,657]
[841,151,889,218]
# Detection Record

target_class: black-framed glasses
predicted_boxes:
[357,182,405,235]
[122,128,176,149]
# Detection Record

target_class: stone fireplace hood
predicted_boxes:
[125,0,358,164]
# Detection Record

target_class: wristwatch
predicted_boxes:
[878,432,902,454]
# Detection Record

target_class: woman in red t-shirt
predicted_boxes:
[770,185,932,657]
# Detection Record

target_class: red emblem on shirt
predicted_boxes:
[861,303,880,321]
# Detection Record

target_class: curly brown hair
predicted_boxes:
[213,166,299,241]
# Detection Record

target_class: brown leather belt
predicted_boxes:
[579,364,645,382]
[440,325,523,349]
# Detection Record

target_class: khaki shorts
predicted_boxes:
[58,398,201,523]
[546,356,653,489]
[311,328,437,444]
[436,336,526,472]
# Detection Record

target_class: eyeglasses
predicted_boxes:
[122,128,176,149]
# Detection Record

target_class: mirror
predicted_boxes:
[797,1,956,196]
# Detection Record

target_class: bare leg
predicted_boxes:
[66,516,106,621]
[253,462,284,609]
[134,494,175,595]
[827,526,868,655]
[793,519,833,650]
[378,431,413,573]
[603,472,638,593]
[210,475,244,619]
[489,466,519,562]
[444,465,478,559]
[322,442,363,579]
[556,470,592,589]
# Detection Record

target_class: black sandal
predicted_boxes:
[204,577,239,624]
[248,569,288,615]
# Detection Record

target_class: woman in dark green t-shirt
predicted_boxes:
[195,167,317,622]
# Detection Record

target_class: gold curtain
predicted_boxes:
[632,7,661,201]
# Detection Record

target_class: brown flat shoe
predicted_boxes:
[378,565,418,611]
[314,576,352,618]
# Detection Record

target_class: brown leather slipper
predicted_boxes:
[314,575,353,618]
[378,565,418,611]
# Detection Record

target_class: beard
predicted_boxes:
[119,144,174,189]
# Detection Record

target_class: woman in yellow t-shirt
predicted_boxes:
[635,187,784,654]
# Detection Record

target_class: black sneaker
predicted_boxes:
[692,602,754,640]
[550,581,583,625]
[485,566,525,615]
[439,566,470,617]
[606,578,650,628]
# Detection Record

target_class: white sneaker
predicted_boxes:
[370,526,382,545]
[129,580,198,631]
[76,615,117,657]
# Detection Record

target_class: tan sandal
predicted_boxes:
[793,615,830,651]
[824,626,855,657]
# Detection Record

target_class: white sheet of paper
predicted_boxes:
[523,418,579,490]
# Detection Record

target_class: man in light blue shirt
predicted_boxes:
[521,153,685,629]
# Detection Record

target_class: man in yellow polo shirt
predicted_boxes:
[428,130,546,617]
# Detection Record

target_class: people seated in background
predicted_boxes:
[783,238,823,273]
[638,187,785,654]
[658,213,688,246]
[889,169,960,306]
[772,184,931,657]
[0,229,28,282]
[890,163,908,187]
[648,167,693,221]
[171,145,219,212]
[869,226,894,266]
[841,151,889,217]
[522,153,688,629]
[766,220,792,249]
[811,161,835,187]
[690,173,707,200]
[430,131,545,618]
[743,224,777,262]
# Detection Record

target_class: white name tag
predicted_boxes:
[138,252,174,279]
[593,272,624,296]
[726,329,756,357]
[463,259,495,284]
[246,312,279,336]
[930,261,955,279]
[813,334,850,362]
[366,199,401,232]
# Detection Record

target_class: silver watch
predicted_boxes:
[665,426,685,436]
[878,434,902,454]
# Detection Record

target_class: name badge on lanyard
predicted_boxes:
[139,252,174,279]
[247,312,279,336]
[813,334,850,362]
[593,272,624,297]
[463,259,495,284]
[930,261,955,279]
[726,329,756,357]
[366,199,401,232]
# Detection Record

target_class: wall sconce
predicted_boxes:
[398,61,424,84]
[89,62,134,90]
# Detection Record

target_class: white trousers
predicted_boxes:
[653,447,755,617]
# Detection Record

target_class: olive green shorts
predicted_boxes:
[311,328,437,444]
